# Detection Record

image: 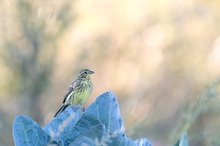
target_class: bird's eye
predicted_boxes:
[84,71,88,74]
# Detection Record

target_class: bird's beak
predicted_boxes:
[89,70,95,74]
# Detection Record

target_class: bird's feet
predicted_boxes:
[81,106,86,112]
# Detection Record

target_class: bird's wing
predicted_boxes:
[62,79,80,104]
[62,85,74,104]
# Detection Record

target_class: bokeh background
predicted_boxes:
[0,0,220,145]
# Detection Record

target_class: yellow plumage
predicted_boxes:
[54,69,94,117]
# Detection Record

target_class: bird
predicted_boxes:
[54,69,94,117]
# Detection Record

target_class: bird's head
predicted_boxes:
[78,69,94,80]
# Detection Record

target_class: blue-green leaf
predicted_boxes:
[43,105,82,143]
[64,115,105,145]
[135,138,152,146]
[86,91,124,134]
[12,115,57,146]
[12,91,152,146]
[179,132,188,146]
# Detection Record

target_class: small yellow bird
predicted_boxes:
[54,69,94,117]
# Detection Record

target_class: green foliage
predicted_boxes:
[171,79,220,144]
[0,0,74,145]
[1,0,74,122]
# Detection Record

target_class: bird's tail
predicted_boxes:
[54,104,69,117]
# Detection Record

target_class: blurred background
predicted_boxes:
[0,0,220,145]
